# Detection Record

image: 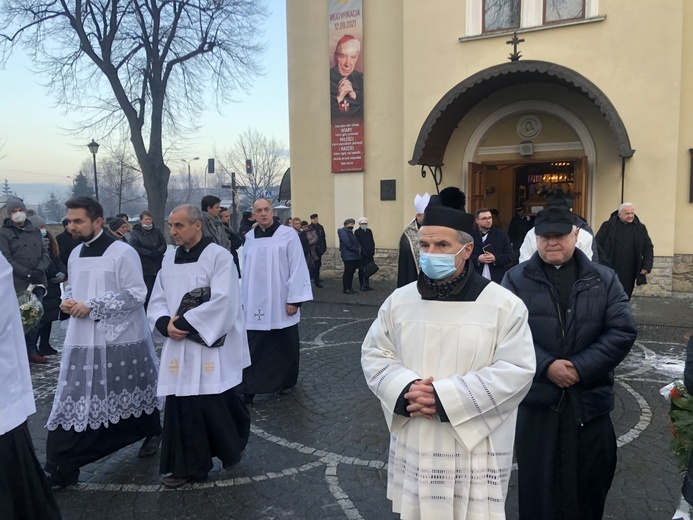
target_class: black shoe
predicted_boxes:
[39,344,58,356]
[314,281,323,288]
[366,285,374,291]
[138,434,161,458]
[277,386,294,395]
[343,289,355,294]
[360,285,368,291]
[242,393,255,405]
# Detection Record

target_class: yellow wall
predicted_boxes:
[287,0,690,254]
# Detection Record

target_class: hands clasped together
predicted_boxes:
[547,359,580,388]
[59,299,92,319]
[405,376,438,420]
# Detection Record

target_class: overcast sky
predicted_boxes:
[0,2,290,203]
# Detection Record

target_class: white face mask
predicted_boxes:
[142,223,153,230]
[11,211,27,224]
[40,228,47,237]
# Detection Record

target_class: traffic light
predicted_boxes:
[207,158,215,174]
[245,159,253,174]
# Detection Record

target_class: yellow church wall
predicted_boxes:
[287,0,690,274]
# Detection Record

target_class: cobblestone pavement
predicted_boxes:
[25,279,693,519]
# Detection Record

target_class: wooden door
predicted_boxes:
[468,162,485,214]
[572,156,588,218]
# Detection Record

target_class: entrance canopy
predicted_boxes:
[409,60,634,167]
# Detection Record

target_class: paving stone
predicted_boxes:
[23,286,693,518]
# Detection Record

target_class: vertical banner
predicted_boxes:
[329,0,364,173]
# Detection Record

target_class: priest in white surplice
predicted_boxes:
[45,197,161,488]
[148,205,251,488]
[240,198,313,404]
[361,200,536,520]
[0,255,61,519]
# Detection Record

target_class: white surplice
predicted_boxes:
[361,282,536,520]
[0,255,35,435]
[46,241,160,432]
[148,243,250,397]
[241,225,313,331]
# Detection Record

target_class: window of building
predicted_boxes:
[544,0,584,24]
[466,0,599,38]
[483,0,521,32]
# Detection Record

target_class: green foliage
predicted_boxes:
[669,381,693,471]
[72,172,95,198]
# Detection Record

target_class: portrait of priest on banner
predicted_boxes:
[330,34,364,120]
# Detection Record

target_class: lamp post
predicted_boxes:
[87,139,100,201]
[181,157,200,195]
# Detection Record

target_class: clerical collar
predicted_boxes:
[83,229,104,246]
[418,263,471,300]
[254,220,281,238]
[174,236,214,264]
[542,254,576,270]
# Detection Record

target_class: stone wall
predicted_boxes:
[319,248,400,281]
[633,256,673,297]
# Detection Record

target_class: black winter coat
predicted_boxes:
[129,223,167,276]
[354,228,375,260]
[501,249,637,424]
[595,211,654,281]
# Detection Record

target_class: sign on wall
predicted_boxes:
[329,0,364,173]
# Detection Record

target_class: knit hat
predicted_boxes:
[27,214,46,228]
[4,197,26,213]
[357,217,368,225]
[109,218,127,232]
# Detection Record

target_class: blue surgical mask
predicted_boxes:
[360,225,367,231]
[419,245,467,281]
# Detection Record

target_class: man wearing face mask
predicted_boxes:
[354,217,375,291]
[337,218,361,294]
[0,197,51,363]
[361,199,536,519]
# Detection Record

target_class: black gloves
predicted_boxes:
[28,269,44,283]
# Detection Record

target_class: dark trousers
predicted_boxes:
[358,256,373,287]
[342,260,359,291]
[313,257,323,283]
[516,403,617,520]
[143,275,156,309]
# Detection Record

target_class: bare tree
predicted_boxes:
[98,144,145,216]
[0,1,267,225]
[219,128,288,204]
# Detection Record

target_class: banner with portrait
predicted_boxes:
[328,0,364,173]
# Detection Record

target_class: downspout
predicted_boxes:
[620,156,626,203]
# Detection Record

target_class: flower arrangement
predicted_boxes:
[534,182,557,196]
[17,289,44,334]
[663,381,693,470]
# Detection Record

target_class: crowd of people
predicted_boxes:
[0,188,659,519]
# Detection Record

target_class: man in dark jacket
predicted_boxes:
[129,210,167,308]
[354,217,375,291]
[309,213,327,288]
[56,217,81,267]
[337,219,360,294]
[470,208,514,283]
[595,202,654,299]
[220,206,242,278]
[501,205,637,520]
[0,197,52,363]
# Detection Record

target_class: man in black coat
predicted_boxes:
[354,217,375,291]
[501,206,637,520]
[309,213,327,288]
[128,210,167,308]
[470,208,514,283]
[595,202,654,299]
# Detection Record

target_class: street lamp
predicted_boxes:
[87,139,100,201]
[181,157,200,195]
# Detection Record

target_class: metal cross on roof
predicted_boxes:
[506,31,525,62]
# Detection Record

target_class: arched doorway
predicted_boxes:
[409,60,634,226]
